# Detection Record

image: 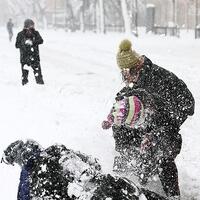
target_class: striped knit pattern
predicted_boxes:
[112,96,144,128]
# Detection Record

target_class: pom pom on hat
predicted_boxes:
[119,39,132,51]
[117,39,140,69]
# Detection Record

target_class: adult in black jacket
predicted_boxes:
[15,19,44,85]
[103,39,195,200]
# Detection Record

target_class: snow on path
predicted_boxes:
[0,28,199,199]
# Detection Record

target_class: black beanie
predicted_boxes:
[24,19,34,28]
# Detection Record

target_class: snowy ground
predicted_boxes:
[0,27,199,200]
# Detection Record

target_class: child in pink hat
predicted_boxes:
[102,95,145,130]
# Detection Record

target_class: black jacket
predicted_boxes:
[118,56,195,128]
[112,56,193,160]
[15,29,43,65]
[4,140,167,200]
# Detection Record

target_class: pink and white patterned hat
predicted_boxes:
[111,96,145,128]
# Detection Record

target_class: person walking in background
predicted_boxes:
[15,19,44,85]
[102,39,195,200]
[7,18,14,42]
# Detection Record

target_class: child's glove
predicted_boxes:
[102,120,112,130]
[25,39,33,46]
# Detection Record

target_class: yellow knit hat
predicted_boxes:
[116,39,140,70]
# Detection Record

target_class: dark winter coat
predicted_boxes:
[92,174,167,200]
[113,56,194,148]
[113,88,179,145]
[15,29,43,65]
[3,140,167,200]
[19,145,71,200]
[111,56,194,182]
[29,145,166,200]
[130,56,195,127]
[17,144,102,200]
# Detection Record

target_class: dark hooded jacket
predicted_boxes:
[115,56,194,132]
[15,29,43,65]
[112,56,194,164]
[130,56,195,127]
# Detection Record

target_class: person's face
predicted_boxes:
[121,67,140,85]
[25,25,34,31]
[25,26,35,37]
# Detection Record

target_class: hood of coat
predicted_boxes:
[2,140,42,166]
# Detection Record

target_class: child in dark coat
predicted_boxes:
[2,139,167,200]
[15,19,44,85]
[102,89,168,184]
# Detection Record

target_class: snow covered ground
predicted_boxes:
[0,27,199,200]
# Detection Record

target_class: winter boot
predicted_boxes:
[22,78,28,85]
[35,76,44,85]
[21,68,29,85]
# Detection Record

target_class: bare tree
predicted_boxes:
[96,0,105,33]
[33,0,48,28]
[99,0,105,33]
[120,0,131,34]
[5,0,48,28]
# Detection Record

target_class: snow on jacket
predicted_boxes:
[109,87,183,183]
[111,56,194,157]
[2,140,168,200]
[15,29,43,65]
[122,56,195,128]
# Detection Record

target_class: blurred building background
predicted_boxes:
[0,0,200,37]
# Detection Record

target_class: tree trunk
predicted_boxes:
[99,0,105,33]
[95,1,100,33]
[80,3,85,32]
[120,0,131,34]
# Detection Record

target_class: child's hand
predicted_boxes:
[102,120,112,130]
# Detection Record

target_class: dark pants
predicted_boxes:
[18,167,30,200]
[112,125,182,197]
[159,158,180,197]
[21,62,44,85]
[158,130,182,197]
